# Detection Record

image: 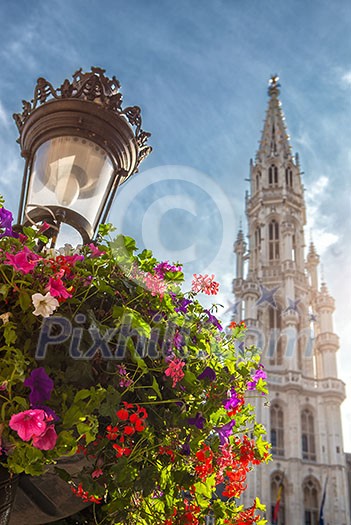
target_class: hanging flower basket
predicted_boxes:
[0,200,271,525]
[0,466,19,525]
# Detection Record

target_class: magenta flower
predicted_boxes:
[247,366,267,390]
[197,366,217,382]
[36,405,59,422]
[164,358,185,387]
[215,420,236,445]
[117,364,133,388]
[223,388,241,411]
[5,247,39,274]
[32,424,58,450]
[24,367,54,406]
[154,261,182,279]
[47,277,72,299]
[9,409,47,441]
[61,254,84,265]
[88,243,105,257]
[38,221,51,233]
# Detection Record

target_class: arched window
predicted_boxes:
[271,404,284,456]
[271,473,285,525]
[303,478,319,525]
[269,220,280,260]
[268,306,283,365]
[301,409,316,461]
[292,234,297,262]
[285,167,293,188]
[269,164,278,186]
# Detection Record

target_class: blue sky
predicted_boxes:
[0,0,351,448]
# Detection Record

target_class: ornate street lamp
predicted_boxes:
[7,67,152,525]
[13,66,151,244]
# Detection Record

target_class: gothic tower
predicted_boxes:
[233,77,350,524]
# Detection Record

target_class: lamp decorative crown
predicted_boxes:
[13,66,152,168]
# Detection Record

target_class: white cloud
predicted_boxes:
[0,101,9,128]
[341,70,351,87]
[305,175,339,255]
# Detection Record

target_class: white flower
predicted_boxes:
[32,292,59,317]
[0,312,11,324]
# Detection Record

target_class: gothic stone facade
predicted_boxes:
[233,78,350,525]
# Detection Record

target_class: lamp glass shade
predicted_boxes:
[26,136,114,232]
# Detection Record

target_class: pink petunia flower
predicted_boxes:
[191,274,219,295]
[164,358,186,387]
[5,247,39,274]
[88,243,105,257]
[9,409,47,441]
[47,277,72,300]
[32,424,58,450]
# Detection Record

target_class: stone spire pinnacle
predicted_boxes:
[256,76,292,162]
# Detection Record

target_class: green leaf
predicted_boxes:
[98,222,116,237]
[73,389,91,402]
[62,404,84,428]
[22,226,36,239]
[12,396,29,410]
[0,284,10,299]
[151,376,162,400]
[4,323,17,345]
[19,291,31,312]
[54,431,78,457]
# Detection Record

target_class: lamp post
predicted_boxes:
[13,66,151,244]
[6,67,152,525]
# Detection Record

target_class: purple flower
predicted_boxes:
[223,388,241,411]
[215,420,235,445]
[152,487,164,499]
[197,366,216,382]
[173,330,184,350]
[188,412,205,429]
[24,367,54,405]
[253,368,267,381]
[204,309,223,331]
[247,366,267,390]
[0,207,13,229]
[0,207,16,238]
[180,437,191,456]
[154,261,182,279]
[175,297,192,314]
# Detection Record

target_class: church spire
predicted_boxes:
[256,76,292,162]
